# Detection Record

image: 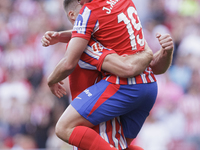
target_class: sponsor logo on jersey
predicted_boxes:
[84,89,92,97]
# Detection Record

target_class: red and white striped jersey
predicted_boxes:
[72,0,156,85]
[72,0,145,55]
[102,67,156,85]
[69,39,115,99]
[78,39,115,72]
[67,40,127,150]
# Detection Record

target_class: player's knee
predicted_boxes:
[55,121,64,139]
[55,120,71,143]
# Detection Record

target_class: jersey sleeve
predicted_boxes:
[96,49,116,72]
[72,6,98,41]
[79,39,116,71]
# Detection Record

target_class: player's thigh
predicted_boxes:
[56,104,94,132]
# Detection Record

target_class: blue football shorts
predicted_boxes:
[71,80,158,138]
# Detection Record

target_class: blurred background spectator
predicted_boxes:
[0,0,199,149]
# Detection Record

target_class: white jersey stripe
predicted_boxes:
[141,73,147,83]
[131,77,136,84]
[99,122,109,143]
[116,117,127,149]
[105,75,110,81]
[128,78,132,84]
[146,68,155,82]
[80,7,90,34]
[93,20,99,34]
[78,60,97,70]
[116,76,120,84]
[119,135,127,149]
[73,7,91,34]
[111,118,119,149]
[148,72,154,82]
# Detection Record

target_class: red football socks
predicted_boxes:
[125,145,144,150]
[69,126,117,150]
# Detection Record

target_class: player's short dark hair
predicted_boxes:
[63,0,77,10]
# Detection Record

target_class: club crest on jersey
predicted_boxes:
[92,43,103,52]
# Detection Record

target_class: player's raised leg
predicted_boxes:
[55,104,118,150]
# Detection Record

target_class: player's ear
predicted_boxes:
[68,10,76,22]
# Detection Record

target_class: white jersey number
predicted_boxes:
[118,6,144,50]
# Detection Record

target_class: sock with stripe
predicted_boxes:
[125,145,144,150]
[69,126,117,150]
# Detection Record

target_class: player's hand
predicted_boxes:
[41,31,60,47]
[48,81,67,98]
[156,33,174,53]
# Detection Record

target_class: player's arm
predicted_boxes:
[101,43,153,78]
[101,33,173,77]
[47,37,88,86]
[41,30,72,47]
[149,33,174,75]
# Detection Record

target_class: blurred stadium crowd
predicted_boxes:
[0,0,200,150]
